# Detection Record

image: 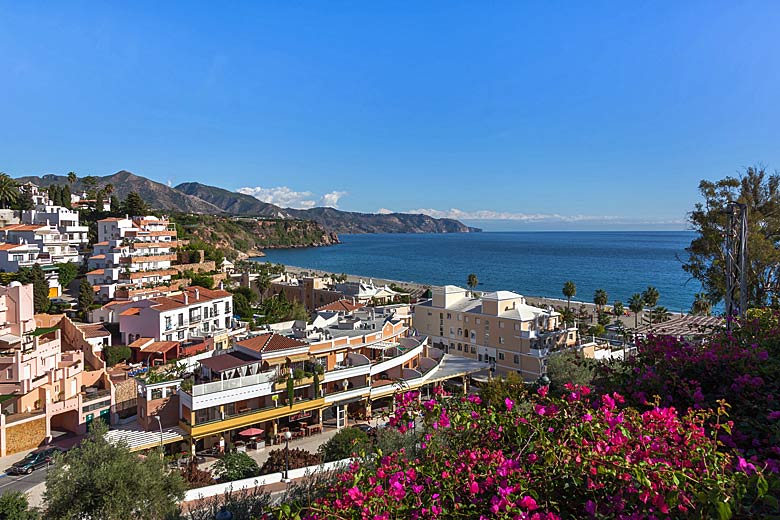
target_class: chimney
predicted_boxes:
[184,292,189,305]
[218,281,224,291]
[194,288,200,300]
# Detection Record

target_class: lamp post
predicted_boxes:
[153,415,163,456]
[283,430,292,482]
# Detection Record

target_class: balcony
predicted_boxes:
[323,383,370,404]
[186,397,326,437]
[273,375,314,392]
[517,330,537,340]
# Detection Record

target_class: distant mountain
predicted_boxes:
[175,182,287,217]
[15,171,480,234]
[175,181,480,234]
[16,171,222,214]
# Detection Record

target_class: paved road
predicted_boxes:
[0,465,49,495]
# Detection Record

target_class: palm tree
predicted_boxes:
[0,173,19,209]
[628,293,644,328]
[612,300,624,324]
[562,281,576,310]
[67,171,77,185]
[651,306,671,323]
[642,286,660,325]
[593,289,608,313]
[691,293,712,316]
[467,273,479,296]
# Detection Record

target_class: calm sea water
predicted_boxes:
[256,231,702,312]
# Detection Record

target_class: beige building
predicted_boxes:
[413,286,578,381]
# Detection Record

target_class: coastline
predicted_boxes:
[255,261,668,321]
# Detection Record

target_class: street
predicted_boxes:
[0,465,49,495]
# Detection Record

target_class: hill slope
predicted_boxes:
[17,171,222,214]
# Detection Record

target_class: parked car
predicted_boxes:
[8,446,64,475]
[352,423,373,434]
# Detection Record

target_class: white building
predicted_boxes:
[21,205,88,250]
[118,286,234,344]
[0,225,80,266]
[87,216,178,302]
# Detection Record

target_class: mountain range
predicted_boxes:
[16,171,481,234]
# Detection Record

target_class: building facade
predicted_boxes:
[413,286,578,381]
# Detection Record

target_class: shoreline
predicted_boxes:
[254,261,681,320]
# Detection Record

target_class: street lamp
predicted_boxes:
[152,415,163,456]
[283,430,292,482]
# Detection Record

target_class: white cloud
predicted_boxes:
[377,208,394,214]
[320,191,348,208]
[237,186,317,209]
[386,207,684,225]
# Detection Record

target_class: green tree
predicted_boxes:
[560,307,575,327]
[545,351,596,394]
[56,262,78,288]
[478,372,530,408]
[67,171,77,185]
[684,166,780,309]
[212,451,260,482]
[81,175,99,197]
[15,183,34,211]
[44,421,185,520]
[0,173,18,209]
[467,273,479,295]
[318,427,369,462]
[593,289,608,315]
[650,306,671,323]
[597,311,612,327]
[691,293,712,316]
[104,345,132,367]
[0,491,38,520]
[612,300,624,324]
[562,280,576,310]
[122,191,149,217]
[26,264,50,313]
[110,194,121,213]
[78,278,94,319]
[642,286,660,324]
[628,293,644,328]
[60,184,71,207]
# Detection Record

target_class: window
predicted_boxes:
[464,317,469,323]
[224,301,231,314]
[177,330,184,340]
[165,334,173,342]
[498,352,505,361]
[427,311,432,316]
[514,324,520,331]
[475,318,480,325]
[499,337,505,344]
[446,313,451,319]
[225,317,231,329]
[164,317,172,330]
[6,368,12,379]
[457,315,461,321]
[449,327,454,335]
[478,354,483,362]
[514,354,520,364]
[471,346,476,354]
[457,344,462,351]
[499,321,504,329]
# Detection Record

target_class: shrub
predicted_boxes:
[103,345,132,367]
[0,491,37,520]
[301,388,777,519]
[318,427,369,462]
[212,452,259,482]
[259,447,320,475]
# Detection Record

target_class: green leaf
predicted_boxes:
[716,500,732,520]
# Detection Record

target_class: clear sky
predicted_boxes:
[1,2,778,230]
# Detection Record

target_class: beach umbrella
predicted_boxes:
[239,427,264,437]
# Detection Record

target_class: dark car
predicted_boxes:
[9,447,64,475]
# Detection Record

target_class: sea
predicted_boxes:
[254,231,703,313]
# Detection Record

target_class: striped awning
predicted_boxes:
[105,421,186,452]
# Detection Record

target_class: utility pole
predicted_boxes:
[724,202,748,328]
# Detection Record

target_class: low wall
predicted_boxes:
[1,413,47,457]
[171,261,217,275]
[183,458,350,503]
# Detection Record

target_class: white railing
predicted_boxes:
[324,385,371,403]
[322,363,370,383]
[370,344,424,376]
[191,371,277,396]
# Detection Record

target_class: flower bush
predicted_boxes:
[596,308,780,474]
[297,386,774,519]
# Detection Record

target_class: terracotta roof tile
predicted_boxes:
[236,333,308,354]
[76,322,112,339]
[316,299,362,313]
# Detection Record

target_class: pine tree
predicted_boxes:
[122,192,149,217]
[30,264,50,313]
[78,278,94,319]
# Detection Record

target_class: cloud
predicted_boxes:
[237,186,349,209]
[237,186,317,208]
[377,208,394,214]
[320,191,348,208]
[386,207,684,225]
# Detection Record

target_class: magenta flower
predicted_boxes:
[505,397,514,411]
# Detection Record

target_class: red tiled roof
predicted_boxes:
[86,269,104,275]
[0,243,26,251]
[119,308,141,316]
[0,224,48,232]
[316,299,362,313]
[236,333,308,354]
[76,323,111,339]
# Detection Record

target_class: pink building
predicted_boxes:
[0,283,113,456]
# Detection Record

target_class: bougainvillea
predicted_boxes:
[297,385,774,519]
[596,308,780,474]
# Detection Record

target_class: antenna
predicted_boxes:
[724,202,747,329]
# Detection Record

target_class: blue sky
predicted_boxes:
[1,2,778,230]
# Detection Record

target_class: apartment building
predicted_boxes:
[413,286,578,381]
[21,203,89,250]
[0,224,80,266]
[116,305,483,454]
[118,286,235,347]
[0,283,113,456]
[87,216,179,301]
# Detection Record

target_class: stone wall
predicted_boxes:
[3,414,47,456]
[171,260,216,275]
